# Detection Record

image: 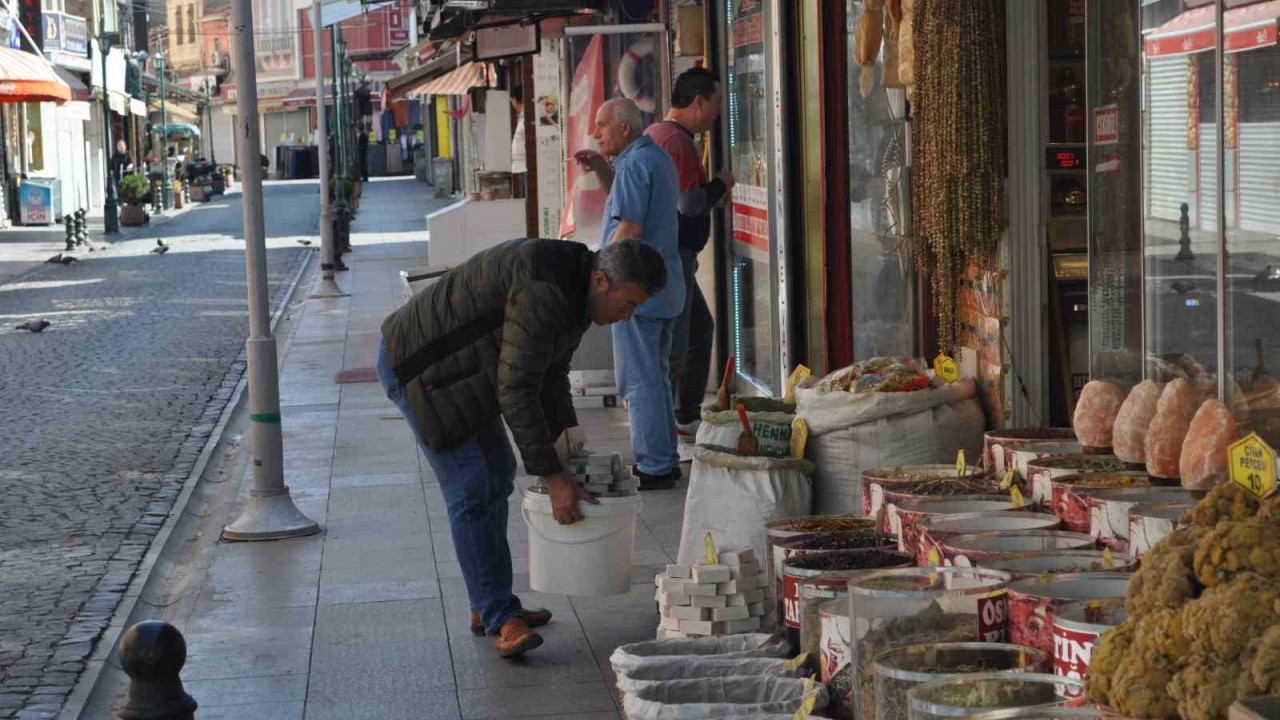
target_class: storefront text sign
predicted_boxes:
[731,184,768,251]
[1228,433,1277,499]
[1093,105,1118,146]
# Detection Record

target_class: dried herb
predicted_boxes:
[856,603,980,720]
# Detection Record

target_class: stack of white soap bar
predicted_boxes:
[653,548,770,639]
[561,451,640,496]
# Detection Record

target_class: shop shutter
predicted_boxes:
[1238,121,1280,233]
[1147,55,1190,223]
[1199,122,1218,232]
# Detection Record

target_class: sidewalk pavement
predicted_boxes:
[146,178,685,719]
[0,195,208,285]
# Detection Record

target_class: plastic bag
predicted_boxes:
[675,447,815,566]
[622,676,829,720]
[795,379,984,515]
[697,403,795,458]
[611,634,790,679]
[616,657,804,695]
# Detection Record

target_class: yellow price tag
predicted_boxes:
[1102,548,1114,570]
[792,676,818,720]
[955,450,967,478]
[389,128,398,141]
[785,364,811,404]
[1228,432,1278,499]
[1000,467,1015,490]
[416,129,425,141]
[926,547,942,567]
[703,532,718,565]
[785,652,810,672]
[791,417,809,459]
[1010,485,1026,508]
[368,130,376,141]
[933,353,959,384]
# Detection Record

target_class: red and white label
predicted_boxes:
[1053,624,1097,698]
[782,573,802,628]
[977,592,1009,642]
[1094,105,1118,145]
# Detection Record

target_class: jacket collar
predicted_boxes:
[615,135,654,162]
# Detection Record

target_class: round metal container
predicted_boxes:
[941,531,1096,567]
[916,512,1060,567]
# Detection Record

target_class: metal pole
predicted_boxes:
[330,29,347,221]
[157,37,171,210]
[223,0,320,541]
[309,0,346,297]
[101,34,119,233]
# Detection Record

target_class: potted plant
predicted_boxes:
[118,175,150,226]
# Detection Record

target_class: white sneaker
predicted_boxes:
[676,420,699,462]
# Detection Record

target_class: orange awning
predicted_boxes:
[406,62,493,97]
[0,47,72,104]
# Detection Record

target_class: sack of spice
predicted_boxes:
[610,633,790,680]
[621,676,829,720]
[614,656,805,695]
[697,399,796,459]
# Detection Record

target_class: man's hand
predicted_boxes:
[574,150,608,174]
[715,167,736,192]
[544,473,599,525]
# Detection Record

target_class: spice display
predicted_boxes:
[874,643,1048,720]
[782,549,912,648]
[859,604,983,720]
[1127,501,1195,559]
[1113,381,1164,463]
[1178,399,1237,491]
[1072,381,1127,450]
[983,550,1137,579]
[1006,574,1132,657]
[889,496,1019,554]
[1049,472,1150,533]
[1086,482,1280,720]
[862,464,990,519]
[774,532,893,623]
[984,428,1078,478]
[1143,379,1201,480]
[1086,487,1189,553]
[917,513,1061,566]
[1026,455,1143,506]
[811,357,933,394]
[1052,600,1127,698]
[942,531,1096,568]
[910,0,1006,354]
[907,673,1081,720]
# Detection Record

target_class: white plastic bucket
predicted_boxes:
[523,488,641,596]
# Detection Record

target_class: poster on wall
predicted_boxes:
[730,184,768,251]
[559,35,605,241]
[534,37,564,239]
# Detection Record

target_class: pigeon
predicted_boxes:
[15,319,50,333]
[46,254,77,265]
[296,239,313,247]
[45,253,62,264]
[151,239,169,255]
[1170,280,1195,295]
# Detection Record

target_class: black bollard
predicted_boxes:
[74,209,88,247]
[64,215,76,252]
[116,621,198,720]
[1176,201,1195,261]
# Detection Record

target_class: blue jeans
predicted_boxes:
[376,341,523,635]
[670,248,713,425]
[613,314,678,475]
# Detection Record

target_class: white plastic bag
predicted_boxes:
[622,676,829,720]
[676,447,814,567]
[615,657,804,695]
[611,634,789,679]
[697,404,795,458]
[795,379,985,515]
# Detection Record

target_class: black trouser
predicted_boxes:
[670,247,714,425]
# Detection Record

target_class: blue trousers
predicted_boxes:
[376,340,523,635]
[613,314,679,475]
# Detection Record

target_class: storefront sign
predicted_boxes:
[43,13,88,57]
[17,0,40,51]
[1093,104,1118,146]
[730,184,768,250]
[1228,433,1277,499]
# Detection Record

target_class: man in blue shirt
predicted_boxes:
[577,98,684,489]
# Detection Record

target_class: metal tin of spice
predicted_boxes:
[1046,473,1152,533]
[1051,600,1127,700]
[874,642,1049,720]
[890,496,1023,554]
[861,465,985,519]
[941,531,1096,568]
[907,672,1083,720]
[1006,573,1132,657]
[916,513,1061,567]
[1024,456,1144,506]
[1086,487,1190,552]
[984,429,1079,477]
[980,550,1138,579]
[1127,501,1194,558]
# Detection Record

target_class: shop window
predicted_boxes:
[188,4,196,46]
[845,0,912,360]
[1237,49,1280,123]
[25,103,43,173]
[175,7,183,45]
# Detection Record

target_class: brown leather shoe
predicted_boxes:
[471,608,552,636]
[493,617,543,658]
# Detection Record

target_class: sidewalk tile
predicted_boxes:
[195,700,304,720]
[458,680,618,719]
[308,599,455,698]
[304,691,462,720]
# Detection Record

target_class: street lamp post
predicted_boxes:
[101,33,119,234]
[155,39,171,210]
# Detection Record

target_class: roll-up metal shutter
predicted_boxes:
[1147,55,1191,223]
[1238,121,1280,234]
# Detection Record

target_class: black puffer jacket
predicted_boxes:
[381,239,594,476]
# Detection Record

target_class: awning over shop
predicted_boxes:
[52,66,90,102]
[406,62,493,97]
[130,97,147,117]
[150,100,201,123]
[155,122,201,138]
[0,46,72,103]
[1145,0,1280,56]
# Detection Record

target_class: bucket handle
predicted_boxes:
[522,506,633,545]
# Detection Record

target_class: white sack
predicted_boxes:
[697,405,795,458]
[676,447,814,566]
[622,676,828,720]
[796,380,985,516]
[615,657,804,695]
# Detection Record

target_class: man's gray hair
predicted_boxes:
[595,239,667,296]
[602,97,644,139]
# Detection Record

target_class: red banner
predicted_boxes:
[559,36,607,240]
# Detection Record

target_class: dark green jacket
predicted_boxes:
[381,239,594,476]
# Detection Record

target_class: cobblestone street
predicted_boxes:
[0,183,315,719]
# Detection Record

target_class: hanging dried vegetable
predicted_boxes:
[855,0,887,97]
[910,0,1006,354]
[898,0,916,102]
[882,0,903,89]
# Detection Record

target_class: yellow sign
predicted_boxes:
[1103,548,1114,570]
[367,130,376,141]
[1228,432,1278,499]
[955,450,967,478]
[1010,485,1026,508]
[934,353,959,384]
[785,364,811,404]
[389,128,398,141]
[703,532,718,565]
[416,129,425,141]
[1000,467,1015,490]
[791,417,809,459]
[785,652,810,672]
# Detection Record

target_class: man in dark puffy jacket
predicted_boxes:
[377,238,667,658]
